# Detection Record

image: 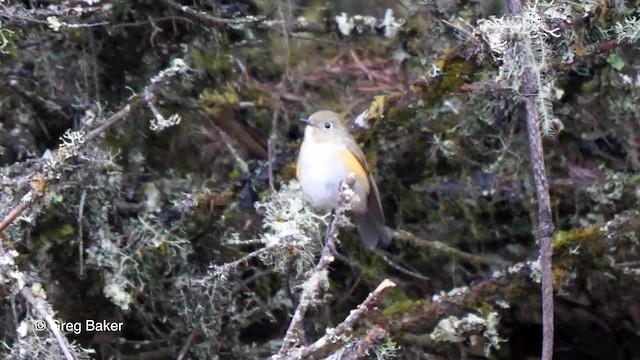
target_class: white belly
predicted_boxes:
[297,141,368,212]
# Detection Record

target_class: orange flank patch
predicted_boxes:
[341,148,368,182]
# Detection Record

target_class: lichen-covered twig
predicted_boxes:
[335,325,390,360]
[85,104,132,141]
[505,1,555,359]
[176,328,198,360]
[299,279,397,359]
[160,0,266,25]
[0,197,35,234]
[77,190,87,277]
[387,258,538,331]
[268,105,281,192]
[273,175,357,359]
[0,59,187,236]
[20,286,75,360]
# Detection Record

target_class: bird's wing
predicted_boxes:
[344,140,385,226]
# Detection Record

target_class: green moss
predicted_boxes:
[382,298,423,317]
[0,28,19,57]
[228,169,241,181]
[552,226,600,252]
[438,59,476,92]
[200,85,240,117]
[367,95,387,119]
[38,224,74,245]
[192,48,234,79]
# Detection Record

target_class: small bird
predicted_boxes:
[296,110,391,248]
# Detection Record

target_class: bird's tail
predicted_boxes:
[354,212,392,249]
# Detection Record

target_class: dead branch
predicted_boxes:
[393,229,509,268]
[299,279,397,359]
[0,196,35,234]
[20,286,75,360]
[273,175,357,359]
[506,1,555,359]
[0,58,186,235]
[160,0,266,26]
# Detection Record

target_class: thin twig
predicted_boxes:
[376,251,431,281]
[0,196,34,233]
[441,18,478,43]
[0,59,185,236]
[505,2,555,359]
[299,279,397,358]
[210,124,250,175]
[176,328,198,360]
[111,16,195,29]
[273,175,357,359]
[77,190,87,277]
[0,102,132,235]
[393,229,510,267]
[143,87,165,125]
[160,0,266,25]
[20,286,75,360]
[86,104,132,140]
[268,105,280,193]
[276,0,292,80]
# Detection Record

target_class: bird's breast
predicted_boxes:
[297,140,369,212]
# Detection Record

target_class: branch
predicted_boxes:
[176,328,198,360]
[386,258,539,332]
[393,229,510,267]
[160,0,266,25]
[273,175,357,359]
[329,325,390,360]
[299,279,396,359]
[0,58,186,235]
[0,195,35,233]
[505,2,555,359]
[20,286,75,360]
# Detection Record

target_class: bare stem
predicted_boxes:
[505,1,555,359]
[0,196,34,233]
[20,286,75,360]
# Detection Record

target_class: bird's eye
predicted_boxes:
[324,122,332,129]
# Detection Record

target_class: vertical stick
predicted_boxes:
[506,1,555,359]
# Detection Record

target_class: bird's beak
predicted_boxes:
[299,118,313,127]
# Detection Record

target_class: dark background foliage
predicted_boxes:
[1,0,640,359]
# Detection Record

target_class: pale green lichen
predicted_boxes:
[43,130,87,180]
[615,16,640,44]
[255,181,321,249]
[477,1,562,135]
[529,259,542,283]
[334,9,403,38]
[0,28,15,54]
[369,339,401,359]
[149,112,182,131]
[587,168,624,205]
[430,312,505,356]
[150,58,189,84]
[103,275,132,311]
[172,181,327,356]
[0,248,24,289]
[46,16,62,32]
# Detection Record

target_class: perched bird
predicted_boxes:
[296,110,391,248]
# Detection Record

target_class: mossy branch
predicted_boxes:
[299,279,397,359]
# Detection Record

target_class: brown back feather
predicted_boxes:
[345,140,391,248]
